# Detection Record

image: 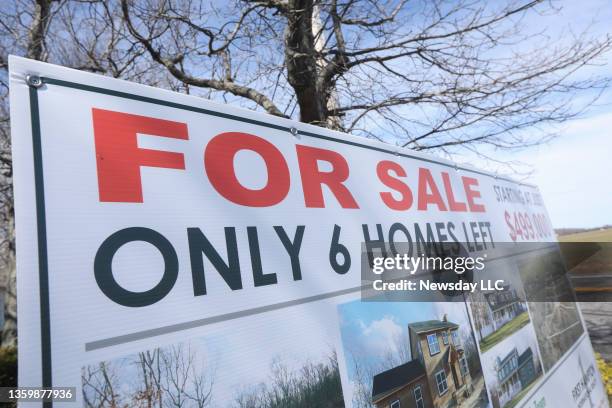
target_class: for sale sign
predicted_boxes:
[9,56,608,408]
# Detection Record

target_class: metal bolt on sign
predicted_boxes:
[289,127,298,136]
[26,75,43,88]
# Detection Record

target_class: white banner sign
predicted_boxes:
[9,56,608,408]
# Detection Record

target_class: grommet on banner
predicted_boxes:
[26,74,43,88]
[289,127,298,136]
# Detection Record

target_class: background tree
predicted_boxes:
[159,344,214,408]
[82,361,122,408]
[233,352,343,408]
[82,343,214,407]
[118,0,611,149]
[135,349,164,408]
[0,0,61,350]
[0,0,157,348]
[346,330,411,408]
[0,0,611,350]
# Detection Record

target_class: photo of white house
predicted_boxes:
[468,265,530,353]
[477,285,527,336]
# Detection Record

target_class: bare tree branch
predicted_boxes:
[120,0,286,117]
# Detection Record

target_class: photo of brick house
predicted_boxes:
[372,315,486,408]
[372,359,433,408]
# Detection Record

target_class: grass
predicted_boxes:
[558,228,612,242]
[504,376,541,408]
[479,312,530,353]
[558,228,612,282]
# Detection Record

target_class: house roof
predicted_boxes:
[499,347,518,365]
[518,347,533,366]
[484,286,520,312]
[408,319,458,333]
[497,348,519,383]
[372,360,426,402]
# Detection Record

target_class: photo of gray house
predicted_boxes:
[495,347,537,407]
[478,320,544,408]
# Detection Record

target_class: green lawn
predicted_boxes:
[504,376,541,408]
[479,312,530,353]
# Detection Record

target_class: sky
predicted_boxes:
[500,113,612,229]
[337,300,474,381]
[468,0,612,229]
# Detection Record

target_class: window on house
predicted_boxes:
[435,369,448,396]
[460,356,469,377]
[414,385,424,408]
[441,331,449,345]
[390,400,400,408]
[451,330,460,346]
[427,333,440,355]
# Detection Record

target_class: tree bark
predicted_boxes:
[312,2,343,130]
[1,205,16,348]
[27,0,55,60]
[284,0,326,125]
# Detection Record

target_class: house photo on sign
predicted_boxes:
[467,262,531,354]
[1,1,612,407]
[338,301,489,408]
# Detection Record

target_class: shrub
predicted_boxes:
[0,346,17,387]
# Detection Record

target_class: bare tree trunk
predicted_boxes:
[284,0,326,125]
[27,0,55,60]
[139,353,154,408]
[312,2,343,130]
[1,0,56,349]
[1,206,16,348]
